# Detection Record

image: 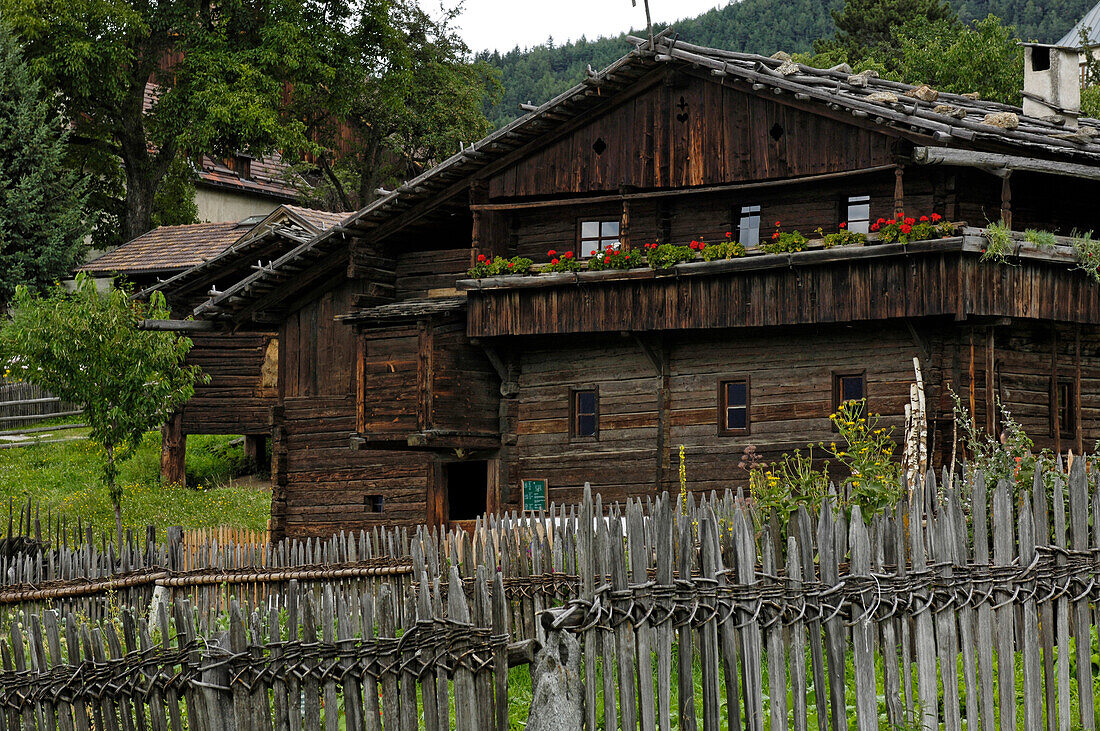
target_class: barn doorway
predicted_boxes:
[444,460,489,527]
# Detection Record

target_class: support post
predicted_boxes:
[894,164,905,217]
[999,170,1013,229]
[160,412,186,488]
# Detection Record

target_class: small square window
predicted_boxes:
[579,220,621,258]
[846,195,870,234]
[365,495,384,513]
[719,378,750,435]
[738,205,761,247]
[571,388,599,438]
[1052,378,1076,439]
[833,373,866,411]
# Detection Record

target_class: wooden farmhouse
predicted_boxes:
[153,35,1100,538]
[111,206,348,479]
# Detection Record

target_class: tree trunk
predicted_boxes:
[161,411,187,487]
[106,447,123,547]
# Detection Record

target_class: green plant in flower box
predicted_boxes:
[815,224,867,248]
[466,254,533,278]
[980,220,1014,263]
[1072,230,1100,283]
[543,249,583,273]
[761,220,808,254]
[642,242,696,269]
[586,246,645,270]
[701,232,747,261]
[871,212,954,243]
[1024,229,1057,248]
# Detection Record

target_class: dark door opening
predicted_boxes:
[445,461,488,522]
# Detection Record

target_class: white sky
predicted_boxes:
[431,0,727,53]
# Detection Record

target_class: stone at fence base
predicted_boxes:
[526,628,583,731]
[147,583,170,627]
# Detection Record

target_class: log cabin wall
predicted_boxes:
[394,248,470,299]
[179,332,277,436]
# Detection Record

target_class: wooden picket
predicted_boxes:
[6,465,1100,728]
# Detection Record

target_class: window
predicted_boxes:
[226,154,252,181]
[833,372,866,412]
[719,378,750,435]
[1052,378,1076,438]
[365,495,384,513]
[579,220,620,258]
[738,205,761,247]
[571,388,599,438]
[846,195,871,234]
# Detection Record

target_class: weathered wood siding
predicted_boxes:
[180,332,277,435]
[489,71,898,198]
[394,248,469,299]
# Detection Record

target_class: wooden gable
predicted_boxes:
[489,71,899,199]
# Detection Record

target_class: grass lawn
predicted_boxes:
[0,426,272,538]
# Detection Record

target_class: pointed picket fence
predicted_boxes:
[4,463,1100,729]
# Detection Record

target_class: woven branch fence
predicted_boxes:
[5,463,1100,728]
[0,377,79,428]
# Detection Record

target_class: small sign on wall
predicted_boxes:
[521,478,548,512]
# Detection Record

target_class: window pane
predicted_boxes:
[847,195,871,234]
[726,406,747,430]
[725,381,747,407]
[581,221,600,239]
[739,207,761,247]
[577,413,597,437]
[576,391,596,415]
[841,376,865,402]
[602,221,620,238]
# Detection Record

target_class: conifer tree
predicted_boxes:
[0,22,88,303]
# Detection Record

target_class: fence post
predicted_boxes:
[527,613,583,731]
[200,631,235,731]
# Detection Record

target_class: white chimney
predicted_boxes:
[1023,43,1081,129]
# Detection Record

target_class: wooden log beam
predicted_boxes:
[140,319,217,332]
[914,146,1100,182]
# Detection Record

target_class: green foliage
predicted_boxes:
[543,249,583,273]
[1024,228,1057,248]
[151,155,198,229]
[0,21,88,302]
[587,246,645,270]
[0,275,207,539]
[304,3,501,209]
[762,222,809,254]
[815,226,867,248]
[1072,230,1100,283]
[701,233,748,261]
[467,254,533,278]
[872,212,954,243]
[981,220,1015,263]
[821,400,904,518]
[643,243,696,270]
[829,0,958,51]
[748,447,829,529]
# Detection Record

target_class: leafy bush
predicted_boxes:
[820,400,903,518]
[701,232,747,261]
[466,254,533,278]
[815,225,867,248]
[761,229,809,254]
[543,249,583,273]
[872,212,954,243]
[643,242,696,269]
[587,246,644,271]
[980,220,1014,263]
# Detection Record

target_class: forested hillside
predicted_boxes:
[478,0,1096,128]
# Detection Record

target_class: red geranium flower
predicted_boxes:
[870,223,880,231]
[591,250,597,256]
[477,254,487,263]
[901,224,912,234]
[839,222,847,229]
[725,231,732,238]
[919,215,929,222]
[905,217,916,226]
[887,219,895,225]
[772,232,781,240]
[547,249,557,257]
[931,213,942,222]
[551,258,560,265]
[877,218,886,224]
[507,262,515,268]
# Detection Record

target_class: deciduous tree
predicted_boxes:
[0,276,206,542]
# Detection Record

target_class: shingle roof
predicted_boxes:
[79,222,249,275]
[192,32,1100,322]
[282,205,350,232]
[1058,1,1100,47]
